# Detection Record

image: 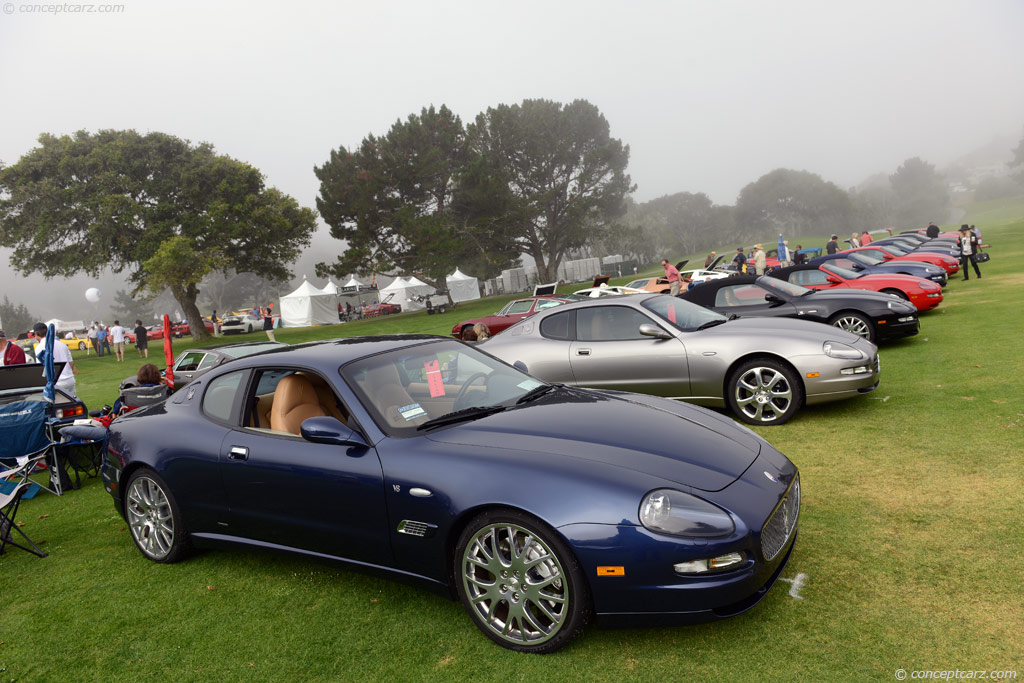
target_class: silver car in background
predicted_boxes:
[482,294,880,425]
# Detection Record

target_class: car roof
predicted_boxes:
[239,334,447,368]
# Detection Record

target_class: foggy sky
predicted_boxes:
[2,0,1023,321]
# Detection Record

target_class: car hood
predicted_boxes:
[798,288,915,311]
[702,316,866,344]
[424,388,761,492]
[853,273,932,288]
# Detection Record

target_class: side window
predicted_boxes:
[576,306,651,341]
[715,285,768,307]
[540,311,572,340]
[505,300,534,315]
[792,270,828,286]
[197,354,220,370]
[202,370,246,423]
[245,369,348,435]
[176,351,207,372]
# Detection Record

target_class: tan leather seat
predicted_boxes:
[358,362,426,429]
[270,375,327,435]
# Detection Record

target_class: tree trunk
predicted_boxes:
[171,283,213,341]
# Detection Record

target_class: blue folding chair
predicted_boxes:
[1,459,48,557]
[0,398,65,496]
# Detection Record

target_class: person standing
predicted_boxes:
[826,235,839,255]
[850,232,862,249]
[860,231,873,246]
[262,305,276,342]
[110,320,127,363]
[732,248,747,273]
[0,329,27,366]
[95,325,108,357]
[753,244,767,275]
[660,259,682,296]
[957,224,982,280]
[211,310,220,337]
[32,322,77,397]
[926,222,940,238]
[703,251,717,268]
[87,324,98,356]
[134,320,149,359]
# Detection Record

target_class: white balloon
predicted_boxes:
[85,287,102,303]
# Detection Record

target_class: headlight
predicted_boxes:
[920,281,940,291]
[639,489,735,538]
[823,341,864,359]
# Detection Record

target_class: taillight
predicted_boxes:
[55,405,86,419]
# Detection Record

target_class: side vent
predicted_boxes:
[397,520,437,538]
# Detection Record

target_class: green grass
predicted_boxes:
[3,197,1023,681]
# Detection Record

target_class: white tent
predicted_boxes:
[446,268,480,303]
[343,277,363,291]
[44,318,85,332]
[321,279,340,295]
[279,279,338,327]
[378,276,434,312]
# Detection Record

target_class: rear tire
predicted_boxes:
[124,469,189,564]
[726,358,803,426]
[78,342,86,350]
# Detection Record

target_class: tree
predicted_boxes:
[314,105,516,297]
[0,295,36,337]
[736,169,854,240]
[199,270,288,314]
[109,288,156,325]
[888,157,950,228]
[463,99,634,282]
[850,184,899,231]
[0,130,317,340]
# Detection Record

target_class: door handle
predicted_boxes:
[228,446,249,461]
[576,348,591,356]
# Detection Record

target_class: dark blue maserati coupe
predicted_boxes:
[101,335,800,653]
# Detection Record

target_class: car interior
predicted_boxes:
[245,370,349,436]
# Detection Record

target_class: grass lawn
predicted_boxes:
[3,198,1022,680]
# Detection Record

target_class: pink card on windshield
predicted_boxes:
[667,306,677,323]
[425,360,445,397]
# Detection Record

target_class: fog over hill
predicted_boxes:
[2,0,1022,322]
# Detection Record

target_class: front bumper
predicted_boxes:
[875,314,919,341]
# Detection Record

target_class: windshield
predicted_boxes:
[341,339,546,437]
[758,276,809,298]
[641,296,726,331]
[883,245,909,256]
[625,279,648,289]
[822,264,862,280]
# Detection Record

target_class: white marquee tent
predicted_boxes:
[446,268,480,303]
[379,276,434,312]
[320,279,340,295]
[279,279,338,327]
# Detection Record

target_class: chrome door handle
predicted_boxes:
[228,446,249,461]
[576,348,591,356]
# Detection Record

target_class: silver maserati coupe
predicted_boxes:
[482,294,880,425]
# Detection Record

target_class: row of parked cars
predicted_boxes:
[89,227,979,654]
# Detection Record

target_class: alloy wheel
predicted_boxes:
[126,475,175,560]
[734,366,794,423]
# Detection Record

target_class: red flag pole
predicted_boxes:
[162,314,175,389]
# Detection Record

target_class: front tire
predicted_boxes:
[828,311,875,342]
[455,510,590,653]
[78,342,86,350]
[247,324,253,333]
[124,469,189,563]
[726,358,803,426]
[882,288,909,301]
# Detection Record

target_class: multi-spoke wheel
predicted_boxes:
[829,311,874,342]
[455,510,589,653]
[124,469,188,563]
[726,359,804,426]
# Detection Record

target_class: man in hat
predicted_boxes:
[753,244,767,276]
[0,329,27,366]
[732,247,747,273]
[31,322,77,397]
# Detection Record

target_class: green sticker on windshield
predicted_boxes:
[399,403,426,421]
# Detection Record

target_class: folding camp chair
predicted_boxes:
[0,460,48,557]
[0,399,65,496]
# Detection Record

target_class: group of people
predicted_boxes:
[85,321,130,361]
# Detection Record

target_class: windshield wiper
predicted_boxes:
[417,405,507,431]
[696,319,728,330]
[515,383,559,405]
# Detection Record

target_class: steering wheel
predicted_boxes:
[452,372,490,411]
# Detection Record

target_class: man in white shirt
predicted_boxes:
[109,319,127,362]
[32,323,77,398]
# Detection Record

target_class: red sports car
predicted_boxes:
[769,263,943,311]
[844,245,960,275]
[451,294,586,338]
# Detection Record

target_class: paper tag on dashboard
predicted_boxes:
[424,359,445,397]
[667,306,677,323]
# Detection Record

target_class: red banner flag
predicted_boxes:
[163,314,175,389]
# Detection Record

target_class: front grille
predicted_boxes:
[874,355,881,374]
[761,474,800,561]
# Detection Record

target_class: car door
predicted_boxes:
[216,367,391,565]
[568,305,689,396]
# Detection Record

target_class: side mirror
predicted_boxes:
[639,323,673,339]
[301,416,369,448]
[764,293,783,305]
[825,275,841,284]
